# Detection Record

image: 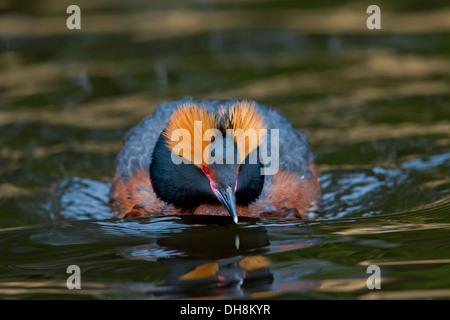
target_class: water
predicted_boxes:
[0,1,449,299]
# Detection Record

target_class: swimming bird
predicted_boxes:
[110,97,320,222]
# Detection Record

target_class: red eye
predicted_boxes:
[202,165,210,175]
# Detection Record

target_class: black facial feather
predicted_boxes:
[150,133,264,211]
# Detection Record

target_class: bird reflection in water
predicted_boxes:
[122,216,318,299]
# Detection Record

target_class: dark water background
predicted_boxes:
[0,0,449,299]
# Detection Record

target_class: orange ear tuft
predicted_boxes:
[163,104,217,166]
[221,101,267,163]
[163,102,267,166]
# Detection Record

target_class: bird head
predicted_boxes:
[150,101,267,223]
